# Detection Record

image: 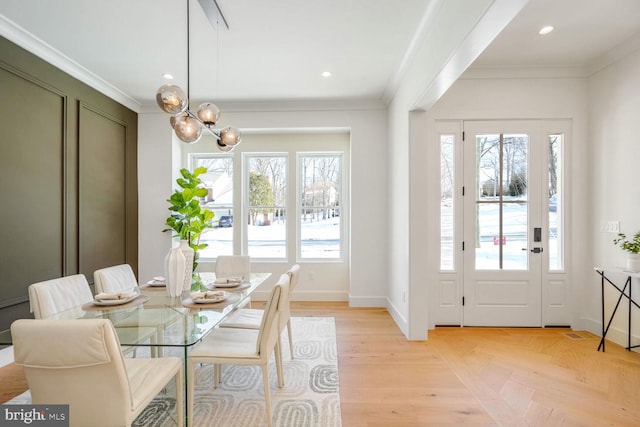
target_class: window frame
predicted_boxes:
[296,152,344,262]
[242,152,289,262]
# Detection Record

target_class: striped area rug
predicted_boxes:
[137,316,341,426]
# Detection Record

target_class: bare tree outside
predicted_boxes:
[300,154,341,258]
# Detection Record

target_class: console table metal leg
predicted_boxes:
[629,278,632,351]
[598,276,629,352]
[595,269,640,352]
[600,272,605,351]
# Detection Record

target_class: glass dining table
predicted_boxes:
[0,272,271,426]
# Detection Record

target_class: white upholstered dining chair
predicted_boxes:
[28,274,93,319]
[187,273,290,427]
[93,263,183,357]
[11,318,184,427]
[215,255,251,279]
[93,263,139,293]
[27,273,156,356]
[215,255,252,307]
[219,264,300,359]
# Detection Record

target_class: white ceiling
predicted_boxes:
[473,0,640,68]
[1,0,640,111]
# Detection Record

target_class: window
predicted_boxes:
[186,132,347,262]
[246,155,287,259]
[548,133,564,271]
[190,154,234,258]
[299,154,342,259]
[440,134,455,270]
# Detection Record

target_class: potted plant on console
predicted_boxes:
[164,167,214,295]
[613,231,640,272]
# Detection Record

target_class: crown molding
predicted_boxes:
[138,97,387,114]
[461,65,588,80]
[0,15,141,112]
[587,30,640,76]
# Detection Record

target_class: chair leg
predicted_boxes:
[186,361,195,427]
[213,364,220,389]
[157,327,165,357]
[262,365,273,427]
[150,334,157,358]
[275,339,284,388]
[176,366,185,427]
[287,320,294,359]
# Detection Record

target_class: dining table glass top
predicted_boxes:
[0,272,270,348]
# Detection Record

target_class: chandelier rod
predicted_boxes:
[186,0,191,102]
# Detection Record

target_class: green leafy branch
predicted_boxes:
[613,231,640,254]
[164,167,214,270]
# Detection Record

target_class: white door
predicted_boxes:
[462,121,544,326]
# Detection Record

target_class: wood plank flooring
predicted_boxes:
[2,302,640,426]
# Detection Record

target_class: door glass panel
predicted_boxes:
[440,134,454,270]
[475,133,529,270]
[548,133,563,270]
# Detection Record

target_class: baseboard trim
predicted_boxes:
[253,290,350,302]
[582,316,640,350]
[348,296,387,307]
[386,298,409,338]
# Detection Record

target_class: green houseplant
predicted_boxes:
[613,231,640,254]
[164,167,214,271]
[613,231,640,272]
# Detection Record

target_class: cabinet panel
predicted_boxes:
[0,66,64,306]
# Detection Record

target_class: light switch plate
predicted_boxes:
[606,221,620,233]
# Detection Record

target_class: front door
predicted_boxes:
[462,121,543,326]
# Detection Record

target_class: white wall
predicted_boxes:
[138,101,389,305]
[387,0,527,339]
[587,43,640,345]
[140,1,536,341]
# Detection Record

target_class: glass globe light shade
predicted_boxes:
[216,140,233,152]
[219,126,242,146]
[173,115,203,144]
[156,84,188,115]
[169,113,187,129]
[196,102,220,127]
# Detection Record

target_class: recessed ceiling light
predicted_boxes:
[162,73,174,80]
[321,71,332,78]
[538,25,554,35]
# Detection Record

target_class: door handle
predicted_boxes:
[530,247,543,253]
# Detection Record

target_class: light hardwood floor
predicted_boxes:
[2,302,640,426]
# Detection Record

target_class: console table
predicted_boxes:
[594,267,640,352]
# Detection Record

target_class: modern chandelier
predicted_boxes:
[155,0,241,151]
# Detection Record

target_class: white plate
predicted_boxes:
[93,294,139,306]
[206,282,250,291]
[191,291,229,304]
[145,280,166,287]
[209,280,242,288]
